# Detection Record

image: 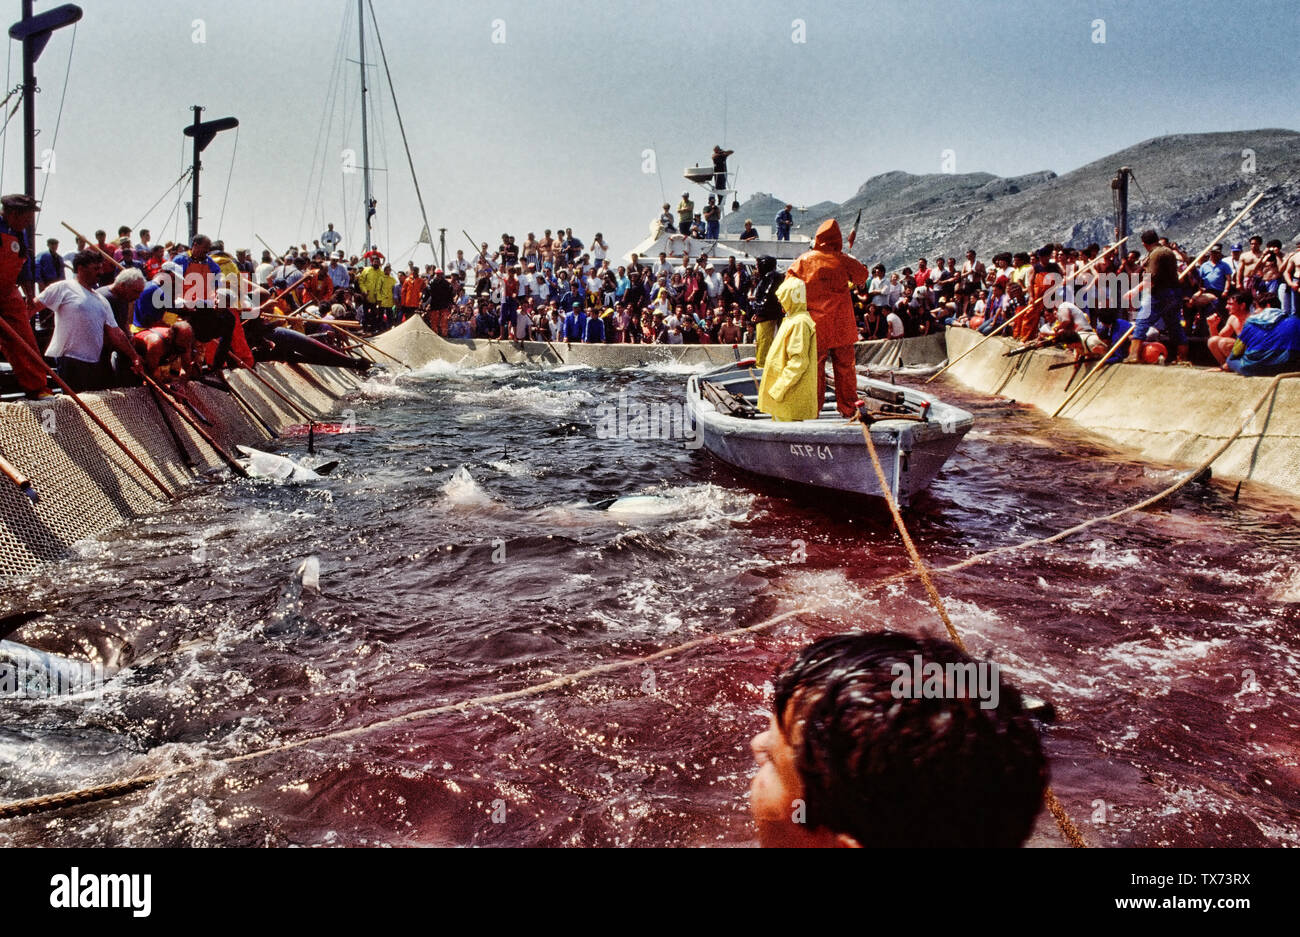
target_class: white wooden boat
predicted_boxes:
[685,361,973,505]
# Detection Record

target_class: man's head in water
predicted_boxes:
[750,631,1047,847]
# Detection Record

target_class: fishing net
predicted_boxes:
[0,364,367,578]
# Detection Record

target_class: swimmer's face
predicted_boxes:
[749,707,853,848]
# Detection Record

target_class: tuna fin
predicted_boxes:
[313,460,340,476]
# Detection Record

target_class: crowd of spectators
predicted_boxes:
[6,205,1299,398]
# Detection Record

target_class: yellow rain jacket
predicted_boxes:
[758,277,819,422]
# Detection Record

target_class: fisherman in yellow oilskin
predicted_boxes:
[757,276,819,422]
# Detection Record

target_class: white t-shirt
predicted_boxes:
[886,311,906,338]
[40,280,117,362]
[1055,301,1093,333]
[869,275,889,306]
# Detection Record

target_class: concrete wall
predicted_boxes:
[943,327,1300,493]
[0,364,365,577]
[369,315,949,371]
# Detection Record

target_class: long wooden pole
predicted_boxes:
[264,313,362,329]
[1050,323,1135,418]
[0,317,176,500]
[235,365,318,424]
[141,374,249,477]
[208,373,280,440]
[1178,192,1264,283]
[926,239,1124,384]
[255,233,296,263]
[147,384,197,472]
[0,452,38,503]
[332,326,406,365]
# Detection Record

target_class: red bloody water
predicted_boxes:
[0,360,1296,847]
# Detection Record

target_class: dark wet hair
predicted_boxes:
[772,631,1047,848]
[71,250,101,271]
[1140,229,1159,246]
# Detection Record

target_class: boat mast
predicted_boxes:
[183,106,237,242]
[20,0,34,216]
[358,0,372,252]
[366,0,435,262]
[1112,166,1131,253]
[9,1,81,254]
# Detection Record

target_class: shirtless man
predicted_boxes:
[1281,235,1300,316]
[1208,291,1251,369]
[1253,239,1285,294]
[1233,235,1264,291]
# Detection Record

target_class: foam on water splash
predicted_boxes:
[488,459,537,479]
[407,359,474,382]
[357,375,419,399]
[624,359,715,376]
[450,384,597,417]
[438,466,497,508]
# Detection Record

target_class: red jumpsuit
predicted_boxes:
[786,220,869,417]
[0,218,47,394]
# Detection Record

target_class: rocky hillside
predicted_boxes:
[726,130,1300,269]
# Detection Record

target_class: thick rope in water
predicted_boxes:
[887,369,1300,589]
[3,374,1294,826]
[854,414,1087,848]
[0,607,814,821]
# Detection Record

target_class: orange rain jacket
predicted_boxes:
[785,219,869,352]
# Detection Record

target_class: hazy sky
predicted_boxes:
[7,0,1298,264]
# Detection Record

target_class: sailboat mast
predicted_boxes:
[358,0,372,252]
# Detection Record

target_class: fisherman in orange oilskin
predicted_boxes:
[785,219,870,417]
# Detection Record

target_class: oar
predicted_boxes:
[0,453,39,503]
[0,317,176,501]
[926,238,1124,384]
[1050,323,1135,418]
[140,374,250,478]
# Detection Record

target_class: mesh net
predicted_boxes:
[0,364,368,578]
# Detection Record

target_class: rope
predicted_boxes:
[36,22,76,212]
[853,412,1087,847]
[0,38,11,192]
[368,0,435,262]
[855,418,962,647]
[0,91,21,138]
[130,167,192,232]
[216,126,239,239]
[930,369,1300,580]
[0,607,813,821]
